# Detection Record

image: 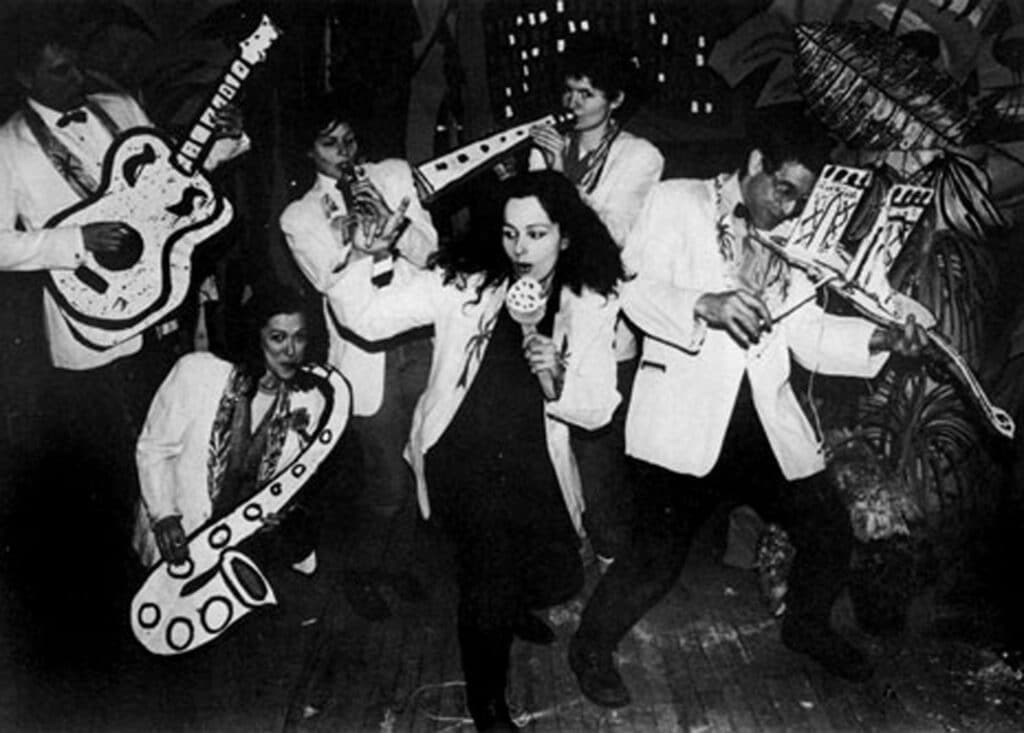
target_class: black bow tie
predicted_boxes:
[56,109,87,127]
[733,203,750,222]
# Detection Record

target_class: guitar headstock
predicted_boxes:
[239,15,282,66]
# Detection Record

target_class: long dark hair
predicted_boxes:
[436,170,624,298]
[238,286,316,392]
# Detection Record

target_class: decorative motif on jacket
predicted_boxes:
[713,174,790,312]
[20,99,121,200]
[457,307,500,389]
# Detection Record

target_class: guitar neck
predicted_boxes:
[174,14,280,174]
[413,111,574,203]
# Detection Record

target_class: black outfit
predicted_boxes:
[570,354,638,560]
[425,298,583,729]
[575,377,853,655]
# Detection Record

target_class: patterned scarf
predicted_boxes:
[713,174,790,311]
[563,119,620,196]
[21,99,121,200]
[207,368,293,518]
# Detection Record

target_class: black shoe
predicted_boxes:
[781,619,874,682]
[568,635,631,708]
[343,578,392,621]
[512,612,555,645]
[467,695,515,731]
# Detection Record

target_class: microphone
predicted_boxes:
[505,276,558,400]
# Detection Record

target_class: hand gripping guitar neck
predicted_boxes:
[130,364,350,655]
[46,15,281,350]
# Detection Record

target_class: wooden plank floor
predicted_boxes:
[3,491,1024,732]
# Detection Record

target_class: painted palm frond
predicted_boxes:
[891,225,996,368]
[854,366,985,527]
[794,23,974,151]
[913,152,1008,242]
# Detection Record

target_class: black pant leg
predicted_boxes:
[765,471,853,626]
[575,458,718,650]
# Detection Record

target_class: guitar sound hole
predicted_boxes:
[93,227,143,271]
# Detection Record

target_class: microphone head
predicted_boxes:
[505,276,546,326]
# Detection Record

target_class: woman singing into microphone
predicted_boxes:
[327,170,623,730]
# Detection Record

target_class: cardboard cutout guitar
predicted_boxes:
[47,15,280,349]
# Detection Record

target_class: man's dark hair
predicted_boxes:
[745,104,835,176]
[9,6,80,75]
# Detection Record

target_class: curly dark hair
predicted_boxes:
[435,170,624,298]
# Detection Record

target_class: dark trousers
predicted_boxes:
[575,379,853,650]
[340,337,432,601]
[349,336,431,515]
[51,333,184,538]
[6,332,182,673]
[571,357,637,559]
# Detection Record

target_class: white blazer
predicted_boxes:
[0,226,85,271]
[620,176,889,480]
[0,93,151,369]
[327,258,620,531]
[132,352,328,566]
[279,162,437,416]
[530,129,664,247]
[531,129,663,361]
[0,92,249,370]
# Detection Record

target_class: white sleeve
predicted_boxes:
[280,200,350,294]
[546,294,621,430]
[0,226,87,271]
[619,186,708,352]
[326,256,441,341]
[135,356,197,522]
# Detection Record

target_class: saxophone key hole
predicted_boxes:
[200,596,234,633]
[167,556,195,579]
[166,618,195,651]
[209,525,231,548]
[137,603,161,629]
